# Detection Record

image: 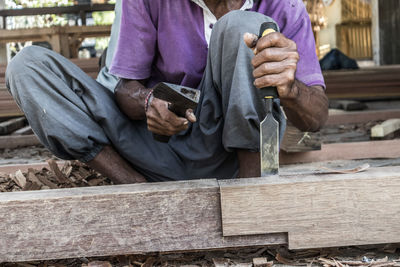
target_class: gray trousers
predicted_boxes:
[6,11,286,182]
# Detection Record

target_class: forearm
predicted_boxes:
[114,79,151,120]
[281,80,329,132]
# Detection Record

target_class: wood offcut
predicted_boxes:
[371,119,400,138]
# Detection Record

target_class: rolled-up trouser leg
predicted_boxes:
[199,10,286,152]
[5,46,114,162]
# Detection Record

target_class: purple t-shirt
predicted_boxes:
[110,0,325,89]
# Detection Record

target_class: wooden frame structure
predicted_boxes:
[0,4,115,29]
[1,166,400,262]
[0,25,111,58]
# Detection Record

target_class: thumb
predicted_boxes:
[185,109,197,123]
[243,32,259,54]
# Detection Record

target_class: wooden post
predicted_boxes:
[371,0,380,65]
[376,0,400,65]
[0,0,7,64]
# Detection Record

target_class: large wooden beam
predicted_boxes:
[327,109,400,125]
[220,166,400,250]
[324,65,400,100]
[0,179,286,263]
[0,134,40,149]
[0,4,115,17]
[0,25,111,44]
[280,139,400,165]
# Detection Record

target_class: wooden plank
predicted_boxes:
[219,166,400,250]
[0,25,111,44]
[371,119,400,138]
[0,4,115,17]
[0,180,286,262]
[280,124,321,153]
[0,116,25,135]
[11,125,33,135]
[0,134,40,149]
[324,66,400,100]
[280,140,400,165]
[326,109,400,125]
[0,162,64,174]
[329,100,367,111]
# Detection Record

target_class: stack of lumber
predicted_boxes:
[0,116,40,149]
[324,65,400,100]
[0,57,99,118]
[281,108,400,164]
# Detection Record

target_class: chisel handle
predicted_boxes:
[258,22,279,103]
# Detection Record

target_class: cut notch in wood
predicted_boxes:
[219,166,400,250]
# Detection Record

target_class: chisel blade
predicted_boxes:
[260,112,279,176]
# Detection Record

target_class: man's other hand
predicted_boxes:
[244,32,300,99]
[146,97,197,136]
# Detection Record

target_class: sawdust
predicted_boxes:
[2,245,400,266]
[0,160,112,192]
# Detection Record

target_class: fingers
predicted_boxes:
[243,32,259,52]
[256,32,296,51]
[146,98,191,136]
[253,59,297,78]
[251,47,298,68]
[185,109,197,123]
[254,69,295,88]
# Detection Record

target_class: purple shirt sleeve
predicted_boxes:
[109,0,157,80]
[262,0,325,88]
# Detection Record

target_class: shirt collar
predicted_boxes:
[191,0,254,13]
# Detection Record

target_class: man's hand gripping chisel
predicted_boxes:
[258,22,280,176]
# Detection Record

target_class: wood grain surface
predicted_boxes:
[324,65,400,100]
[281,124,321,153]
[0,179,286,262]
[220,166,400,250]
[0,134,40,149]
[326,109,400,126]
[280,139,400,165]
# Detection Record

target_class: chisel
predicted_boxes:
[259,22,280,176]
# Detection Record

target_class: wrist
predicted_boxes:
[280,80,300,106]
[144,89,154,113]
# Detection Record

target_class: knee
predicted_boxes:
[213,10,278,39]
[7,46,49,74]
[6,46,48,89]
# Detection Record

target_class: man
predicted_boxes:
[6,0,328,183]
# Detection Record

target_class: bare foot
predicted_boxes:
[87,145,147,184]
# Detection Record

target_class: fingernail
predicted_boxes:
[184,121,189,125]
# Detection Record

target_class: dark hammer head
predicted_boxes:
[152,82,201,117]
[152,82,201,142]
